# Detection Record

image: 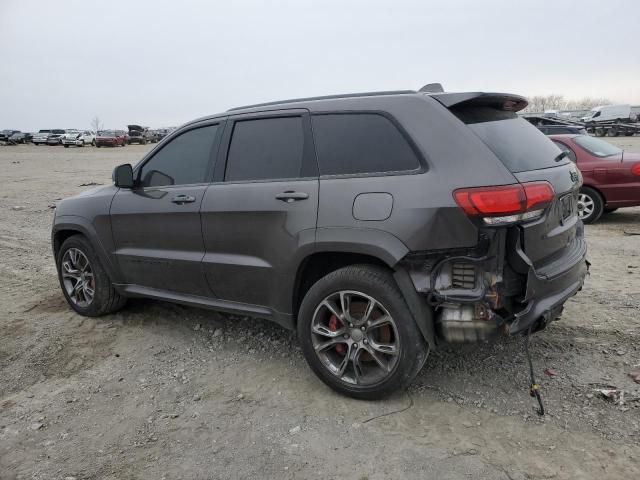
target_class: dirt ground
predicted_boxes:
[1,138,639,480]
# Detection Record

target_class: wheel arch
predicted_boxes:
[52,216,122,283]
[292,251,389,320]
[581,184,607,204]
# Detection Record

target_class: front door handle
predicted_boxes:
[171,194,196,204]
[275,191,309,203]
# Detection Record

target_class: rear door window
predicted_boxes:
[225,117,305,181]
[451,106,568,172]
[311,113,420,175]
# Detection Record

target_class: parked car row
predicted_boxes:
[2,126,176,146]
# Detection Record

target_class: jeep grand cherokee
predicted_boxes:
[52,88,588,399]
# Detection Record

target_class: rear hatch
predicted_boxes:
[434,93,582,269]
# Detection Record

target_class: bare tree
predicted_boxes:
[522,94,565,113]
[90,116,104,133]
[564,97,612,111]
[522,95,613,113]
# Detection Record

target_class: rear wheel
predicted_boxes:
[578,187,604,224]
[607,127,619,137]
[297,265,428,400]
[57,235,126,317]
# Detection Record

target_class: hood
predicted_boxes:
[128,124,145,132]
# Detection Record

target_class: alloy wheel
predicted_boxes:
[310,290,400,386]
[61,248,95,307]
[577,193,595,220]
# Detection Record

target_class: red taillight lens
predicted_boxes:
[523,182,555,210]
[631,163,640,177]
[453,185,526,215]
[453,181,555,223]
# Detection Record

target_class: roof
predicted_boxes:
[227,90,417,112]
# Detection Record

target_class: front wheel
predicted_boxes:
[57,235,126,317]
[297,265,428,400]
[578,187,604,224]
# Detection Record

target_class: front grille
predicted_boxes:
[451,263,476,289]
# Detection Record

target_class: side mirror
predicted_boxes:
[113,164,134,188]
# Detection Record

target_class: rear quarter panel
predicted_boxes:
[312,95,517,254]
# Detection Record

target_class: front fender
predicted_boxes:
[52,215,123,284]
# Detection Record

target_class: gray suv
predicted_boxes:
[52,89,588,399]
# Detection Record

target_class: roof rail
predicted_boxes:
[227,90,416,112]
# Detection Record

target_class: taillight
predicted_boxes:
[453,181,555,225]
[631,163,640,177]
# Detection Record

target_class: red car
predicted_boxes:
[549,134,640,223]
[95,130,127,148]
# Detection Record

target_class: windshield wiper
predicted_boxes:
[554,151,568,162]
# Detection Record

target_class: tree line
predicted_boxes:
[522,95,612,113]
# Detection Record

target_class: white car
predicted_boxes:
[62,130,96,147]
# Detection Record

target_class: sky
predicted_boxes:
[1,0,639,131]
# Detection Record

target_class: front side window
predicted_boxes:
[139,125,218,187]
[225,116,304,181]
[311,113,420,175]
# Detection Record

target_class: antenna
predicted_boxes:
[419,83,444,93]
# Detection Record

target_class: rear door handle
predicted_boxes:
[171,194,196,204]
[275,191,309,203]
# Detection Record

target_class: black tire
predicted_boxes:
[595,128,605,137]
[297,264,428,400]
[57,235,126,317]
[80,140,85,147]
[96,145,101,148]
[624,132,634,137]
[91,139,96,146]
[604,207,618,214]
[607,128,618,137]
[578,187,604,224]
[63,144,69,148]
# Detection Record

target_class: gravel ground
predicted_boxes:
[1,139,639,479]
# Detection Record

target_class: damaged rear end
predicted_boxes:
[409,93,588,343]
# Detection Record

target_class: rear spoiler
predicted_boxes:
[429,92,528,112]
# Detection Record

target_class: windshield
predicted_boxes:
[574,135,622,157]
[99,130,115,136]
[38,129,51,133]
[51,129,65,134]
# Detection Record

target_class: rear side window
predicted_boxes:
[311,113,420,175]
[451,106,568,172]
[225,117,304,181]
[139,125,218,187]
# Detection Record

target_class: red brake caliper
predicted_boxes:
[328,314,346,354]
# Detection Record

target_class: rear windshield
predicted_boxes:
[573,135,622,157]
[452,106,568,172]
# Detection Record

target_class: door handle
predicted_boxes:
[275,191,309,203]
[171,194,196,204]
